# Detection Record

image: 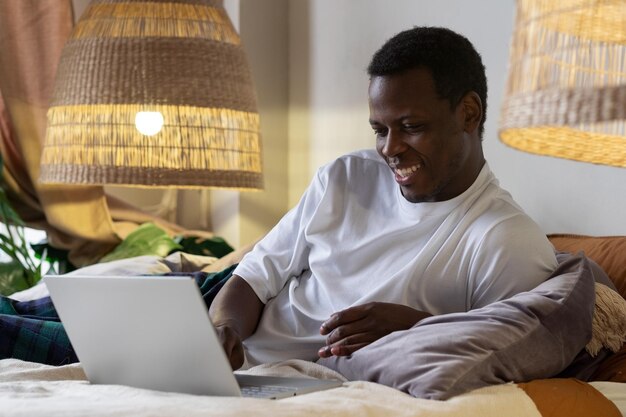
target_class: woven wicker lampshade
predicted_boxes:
[499,0,626,168]
[40,0,263,189]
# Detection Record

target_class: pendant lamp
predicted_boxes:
[500,0,626,168]
[40,0,264,189]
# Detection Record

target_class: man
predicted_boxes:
[209,27,557,370]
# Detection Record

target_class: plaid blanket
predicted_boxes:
[0,265,236,366]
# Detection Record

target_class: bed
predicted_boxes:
[1,234,625,416]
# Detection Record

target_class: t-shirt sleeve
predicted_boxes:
[233,170,326,304]
[468,214,558,309]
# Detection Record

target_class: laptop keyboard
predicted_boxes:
[239,384,297,399]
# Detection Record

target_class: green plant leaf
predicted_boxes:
[0,261,30,296]
[176,235,234,258]
[0,235,19,257]
[0,156,41,291]
[0,226,35,272]
[99,222,182,263]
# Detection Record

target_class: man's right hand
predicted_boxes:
[213,324,245,370]
[209,274,264,371]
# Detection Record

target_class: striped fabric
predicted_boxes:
[0,265,236,366]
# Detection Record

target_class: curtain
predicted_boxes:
[0,0,189,266]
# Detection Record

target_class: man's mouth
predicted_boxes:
[391,163,422,184]
[394,164,421,178]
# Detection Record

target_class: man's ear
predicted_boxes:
[460,91,482,134]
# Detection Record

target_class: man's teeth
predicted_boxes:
[395,164,421,177]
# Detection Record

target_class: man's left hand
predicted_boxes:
[318,302,432,358]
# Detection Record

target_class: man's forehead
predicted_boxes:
[368,68,442,105]
[368,68,437,92]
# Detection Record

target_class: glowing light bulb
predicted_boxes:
[135,111,164,136]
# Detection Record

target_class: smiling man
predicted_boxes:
[369,67,484,204]
[210,27,557,369]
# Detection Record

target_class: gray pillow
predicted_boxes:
[317,253,596,400]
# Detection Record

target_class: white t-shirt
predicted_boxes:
[234,149,557,366]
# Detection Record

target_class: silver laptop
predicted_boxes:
[44,274,342,399]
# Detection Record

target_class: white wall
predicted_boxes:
[71,0,626,241]
[288,0,626,236]
[192,0,291,248]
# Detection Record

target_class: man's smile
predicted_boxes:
[390,162,422,184]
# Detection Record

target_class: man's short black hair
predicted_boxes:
[367,27,488,137]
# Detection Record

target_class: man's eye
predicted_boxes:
[373,128,387,136]
[403,124,423,132]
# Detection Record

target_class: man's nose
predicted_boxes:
[381,131,406,157]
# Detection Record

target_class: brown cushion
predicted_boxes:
[518,378,622,417]
[548,234,626,300]
[548,234,626,383]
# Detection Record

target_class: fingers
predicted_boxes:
[318,332,371,358]
[324,317,374,346]
[317,302,433,359]
[214,325,245,370]
[320,303,372,335]
[228,341,245,370]
[328,342,369,357]
[318,304,381,358]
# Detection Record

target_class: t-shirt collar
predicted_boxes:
[396,161,492,219]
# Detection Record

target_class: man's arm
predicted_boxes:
[209,274,264,370]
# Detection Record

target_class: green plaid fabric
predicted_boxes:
[0,264,236,366]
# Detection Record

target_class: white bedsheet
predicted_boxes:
[0,358,544,417]
[5,254,625,416]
